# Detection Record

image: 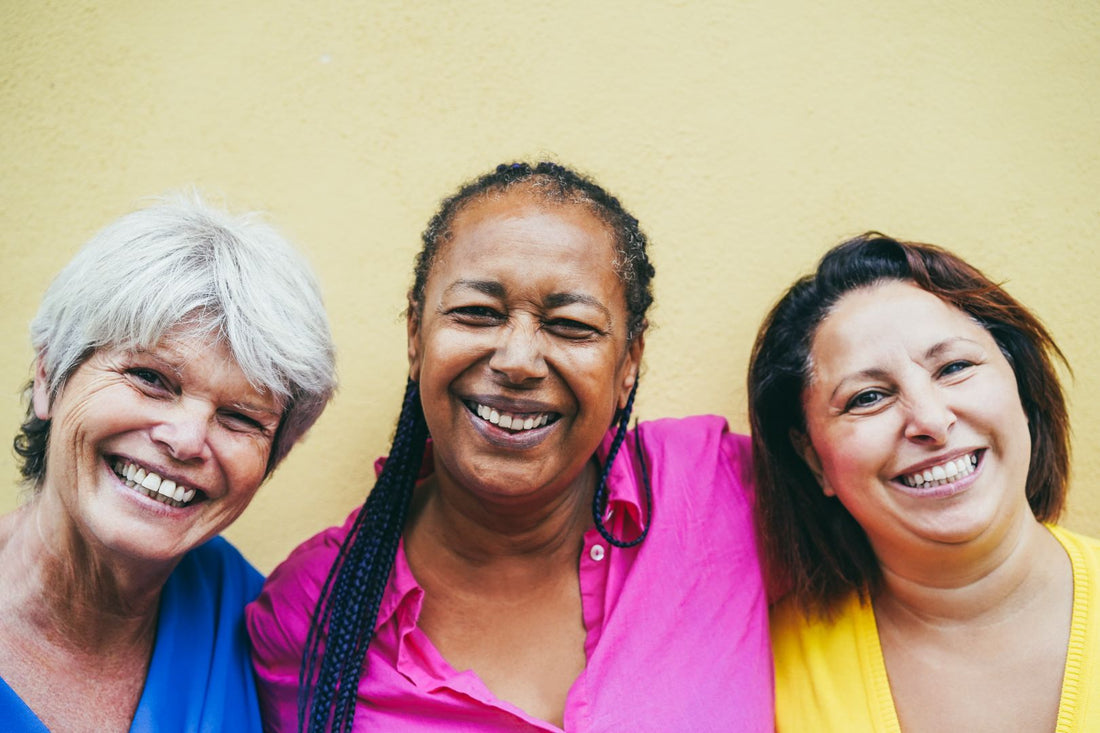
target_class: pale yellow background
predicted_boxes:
[3,2,1098,573]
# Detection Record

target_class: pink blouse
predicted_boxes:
[247,415,773,731]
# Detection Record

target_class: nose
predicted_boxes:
[150,398,212,462]
[489,321,548,384]
[902,384,956,445]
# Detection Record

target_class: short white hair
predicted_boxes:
[28,191,337,471]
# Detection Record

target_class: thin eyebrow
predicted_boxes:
[443,279,506,299]
[829,368,892,402]
[443,280,613,320]
[545,292,612,320]
[924,337,981,360]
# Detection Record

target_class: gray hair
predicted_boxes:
[20,191,337,483]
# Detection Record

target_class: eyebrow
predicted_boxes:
[828,368,891,402]
[826,337,985,401]
[443,280,613,320]
[545,292,612,320]
[444,279,506,299]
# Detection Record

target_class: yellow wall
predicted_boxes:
[3,1,1098,572]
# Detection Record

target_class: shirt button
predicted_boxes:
[590,544,606,562]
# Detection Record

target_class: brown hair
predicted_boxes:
[748,233,1071,617]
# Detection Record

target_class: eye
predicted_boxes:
[450,305,504,324]
[219,410,270,434]
[939,360,973,378]
[545,318,600,339]
[845,389,887,411]
[128,368,171,392]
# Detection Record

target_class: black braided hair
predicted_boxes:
[300,161,655,731]
[298,380,428,731]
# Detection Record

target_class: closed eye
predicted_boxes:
[545,318,601,339]
[449,305,504,324]
[219,410,270,434]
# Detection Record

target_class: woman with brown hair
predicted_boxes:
[750,233,1098,731]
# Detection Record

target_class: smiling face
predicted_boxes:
[407,188,643,507]
[798,280,1034,556]
[32,329,282,567]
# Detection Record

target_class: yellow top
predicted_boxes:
[770,525,1099,732]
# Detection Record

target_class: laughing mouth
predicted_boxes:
[899,452,980,489]
[465,401,559,433]
[112,459,203,508]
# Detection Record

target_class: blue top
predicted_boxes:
[1,536,264,732]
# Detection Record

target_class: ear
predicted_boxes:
[617,332,645,410]
[31,356,52,420]
[790,429,834,497]
[407,303,422,382]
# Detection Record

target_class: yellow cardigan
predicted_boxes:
[770,525,1099,732]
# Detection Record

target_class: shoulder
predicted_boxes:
[630,414,753,494]
[770,592,867,661]
[246,508,361,656]
[1049,524,1100,567]
[633,414,750,465]
[173,535,264,604]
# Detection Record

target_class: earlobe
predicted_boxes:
[790,429,834,497]
[31,357,52,420]
[406,309,422,382]
[618,333,645,410]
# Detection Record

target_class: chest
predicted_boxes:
[0,630,150,732]
[881,612,1070,732]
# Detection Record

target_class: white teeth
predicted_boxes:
[112,460,197,508]
[902,453,979,488]
[469,402,555,433]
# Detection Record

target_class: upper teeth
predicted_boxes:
[471,402,552,432]
[113,460,197,506]
[901,453,978,488]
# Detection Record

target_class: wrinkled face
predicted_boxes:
[408,189,643,507]
[33,329,282,566]
[798,280,1033,556]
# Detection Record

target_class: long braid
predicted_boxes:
[299,160,656,729]
[591,380,652,548]
[299,379,428,731]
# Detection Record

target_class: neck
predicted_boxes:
[873,513,1067,626]
[408,460,597,593]
[0,496,170,656]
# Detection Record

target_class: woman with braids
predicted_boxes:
[247,162,772,731]
[750,234,1100,731]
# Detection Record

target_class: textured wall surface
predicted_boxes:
[3,1,1098,572]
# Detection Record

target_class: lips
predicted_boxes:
[898,451,980,489]
[112,459,204,508]
[464,400,560,433]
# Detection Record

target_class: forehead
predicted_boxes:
[810,281,992,374]
[430,190,620,287]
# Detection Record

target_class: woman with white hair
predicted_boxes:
[0,194,337,732]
